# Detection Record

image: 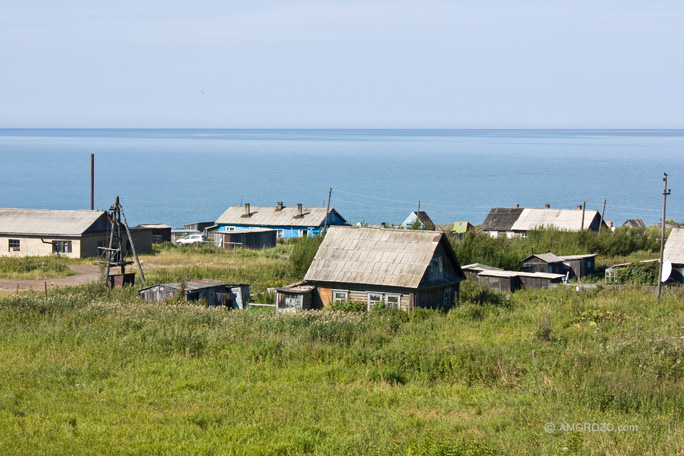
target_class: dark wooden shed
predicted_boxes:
[521,253,567,275]
[138,280,236,307]
[559,254,597,279]
[215,228,277,250]
[275,283,316,312]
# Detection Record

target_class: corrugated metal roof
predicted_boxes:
[522,253,565,264]
[0,208,107,236]
[216,205,344,227]
[462,263,504,272]
[664,228,684,265]
[478,270,565,279]
[512,208,599,231]
[559,254,598,261]
[304,226,453,289]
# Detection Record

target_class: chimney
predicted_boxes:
[514,204,519,208]
[577,205,582,210]
[244,203,251,216]
[276,202,283,211]
[545,204,550,209]
[297,203,303,217]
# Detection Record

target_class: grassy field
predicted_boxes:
[0,256,81,280]
[1,237,682,454]
[1,277,683,454]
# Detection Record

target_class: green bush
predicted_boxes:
[327,300,367,312]
[289,234,325,279]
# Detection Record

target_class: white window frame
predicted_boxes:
[277,229,285,238]
[385,294,401,310]
[52,240,72,254]
[367,292,383,310]
[332,290,349,303]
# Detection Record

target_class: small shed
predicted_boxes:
[461,263,503,280]
[623,219,646,228]
[521,253,567,275]
[275,283,316,312]
[559,254,598,279]
[517,271,565,289]
[138,280,235,307]
[477,270,565,292]
[214,228,277,250]
[134,224,172,244]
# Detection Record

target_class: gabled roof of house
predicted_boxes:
[512,208,599,231]
[0,208,107,237]
[522,253,565,264]
[664,228,684,265]
[304,226,463,289]
[482,207,600,232]
[216,205,346,228]
[623,219,646,228]
[481,207,524,231]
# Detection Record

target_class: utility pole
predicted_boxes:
[581,201,586,230]
[324,188,332,232]
[657,173,671,305]
[90,154,94,210]
[599,199,606,231]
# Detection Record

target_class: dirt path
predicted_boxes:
[0,266,101,291]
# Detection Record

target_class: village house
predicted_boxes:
[1,208,110,258]
[215,202,348,239]
[521,252,597,280]
[401,211,435,229]
[452,221,473,240]
[663,227,684,284]
[293,226,466,311]
[481,204,603,238]
[0,208,154,259]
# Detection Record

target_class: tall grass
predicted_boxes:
[1,283,682,454]
[0,256,77,280]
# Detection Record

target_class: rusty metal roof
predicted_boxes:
[304,226,459,289]
[664,228,684,265]
[216,205,345,227]
[0,208,107,236]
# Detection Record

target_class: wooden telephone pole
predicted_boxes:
[657,174,671,305]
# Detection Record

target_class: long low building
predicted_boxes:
[0,208,153,259]
[0,208,110,258]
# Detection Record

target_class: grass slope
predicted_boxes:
[1,282,683,455]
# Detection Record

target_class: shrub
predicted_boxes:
[289,235,325,279]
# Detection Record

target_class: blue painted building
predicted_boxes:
[215,203,348,239]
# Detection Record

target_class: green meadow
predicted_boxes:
[1,230,682,455]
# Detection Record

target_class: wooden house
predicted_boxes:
[401,211,435,229]
[663,228,684,284]
[215,203,347,239]
[482,205,603,238]
[623,219,646,228]
[303,226,466,311]
[452,221,473,240]
[0,208,109,258]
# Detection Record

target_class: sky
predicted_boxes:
[1,0,683,129]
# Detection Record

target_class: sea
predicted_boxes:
[0,129,682,229]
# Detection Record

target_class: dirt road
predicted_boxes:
[0,266,101,290]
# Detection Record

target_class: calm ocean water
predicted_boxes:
[0,129,682,229]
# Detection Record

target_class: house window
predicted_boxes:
[300,229,309,238]
[444,289,452,306]
[9,239,20,252]
[429,257,444,281]
[277,229,285,238]
[332,290,349,302]
[367,293,383,310]
[52,241,72,254]
[386,294,401,310]
[284,293,303,311]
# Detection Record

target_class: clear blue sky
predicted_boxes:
[2,0,683,128]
